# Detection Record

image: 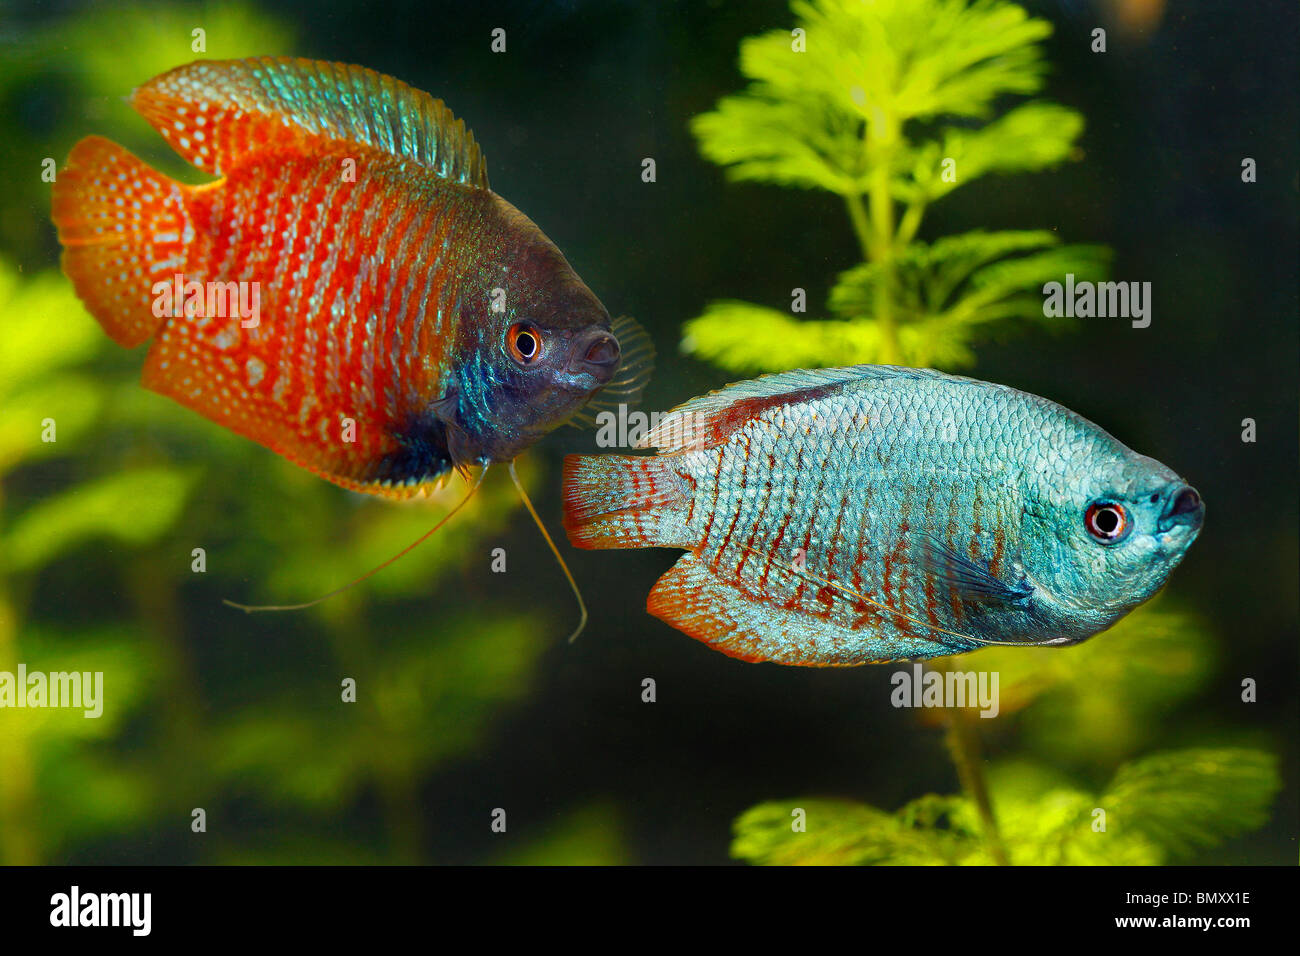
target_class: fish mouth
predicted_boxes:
[1157,484,1204,535]
[565,328,620,383]
[551,329,620,395]
[578,330,620,370]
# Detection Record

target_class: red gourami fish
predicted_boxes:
[562,366,1203,665]
[51,57,651,624]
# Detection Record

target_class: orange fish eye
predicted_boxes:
[507,322,543,365]
[1085,501,1129,543]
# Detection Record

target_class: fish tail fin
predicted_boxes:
[561,454,688,550]
[51,135,192,348]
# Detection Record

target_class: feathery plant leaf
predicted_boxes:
[685,0,1105,369]
[3,468,198,572]
[0,261,103,397]
[684,232,1110,372]
[209,613,547,808]
[830,231,1111,359]
[897,103,1084,204]
[682,302,884,374]
[733,748,1279,865]
[694,0,1056,195]
[733,796,981,866]
[1102,749,1281,858]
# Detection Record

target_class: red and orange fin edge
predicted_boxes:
[561,454,684,550]
[131,57,489,187]
[646,554,780,663]
[140,328,450,501]
[51,136,191,348]
[647,554,867,668]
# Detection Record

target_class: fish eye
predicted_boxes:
[506,322,543,366]
[1085,501,1130,544]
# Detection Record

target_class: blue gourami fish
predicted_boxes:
[562,366,1203,665]
[50,57,652,622]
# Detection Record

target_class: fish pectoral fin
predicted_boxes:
[430,390,478,475]
[917,534,1034,607]
[602,315,656,405]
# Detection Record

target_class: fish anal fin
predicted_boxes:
[132,57,489,187]
[140,326,442,500]
[647,553,870,666]
[647,554,772,663]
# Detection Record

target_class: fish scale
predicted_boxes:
[177,151,459,470]
[564,365,1203,665]
[704,397,954,658]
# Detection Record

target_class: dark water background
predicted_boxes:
[0,0,1295,864]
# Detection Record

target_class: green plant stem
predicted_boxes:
[127,554,206,851]
[845,188,901,365]
[844,191,874,261]
[942,703,1009,865]
[846,108,905,366]
[869,169,901,365]
[896,199,926,247]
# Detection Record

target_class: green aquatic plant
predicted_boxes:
[2,0,619,863]
[975,597,1217,769]
[694,0,1280,866]
[727,599,1280,865]
[684,0,1108,370]
[733,748,1280,865]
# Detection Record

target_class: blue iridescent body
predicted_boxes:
[564,366,1204,665]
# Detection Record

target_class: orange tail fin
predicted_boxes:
[561,454,689,550]
[51,135,193,348]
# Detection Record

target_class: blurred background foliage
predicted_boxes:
[0,0,1294,865]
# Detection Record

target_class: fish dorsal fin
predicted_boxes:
[640,365,930,454]
[131,57,490,187]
